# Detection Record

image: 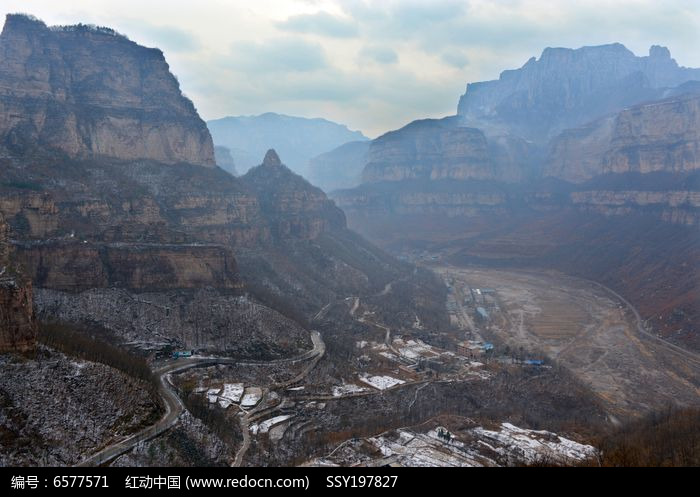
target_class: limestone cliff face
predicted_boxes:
[362,119,493,183]
[569,190,700,226]
[335,188,508,218]
[544,117,616,183]
[360,117,540,186]
[0,213,37,354]
[603,93,700,175]
[545,91,700,182]
[338,183,700,227]
[0,156,269,247]
[0,192,60,238]
[0,14,214,166]
[457,43,700,141]
[242,150,346,240]
[15,241,239,292]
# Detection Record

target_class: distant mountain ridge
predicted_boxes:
[458,43,700,141]
[207,112,368,176]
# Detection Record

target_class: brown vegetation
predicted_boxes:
[38,322,159,396]
[589,408,700,467]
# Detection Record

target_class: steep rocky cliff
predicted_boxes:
[15,241,239,292]
[546,89,700,182]
[0,213,37,354]
[603,92,700,176]
[362,118,491,183]
[0,14,214,166]
[361,118,537,184]
[242,150,346,240]
[457,44,700,141]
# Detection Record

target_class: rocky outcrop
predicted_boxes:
[545,91,700,182]
[603,92,700,175]
[544,116,617,183]
[346,74,700,229]
[0,213,36,354]
[335,186,509,218]
[457,43,700,141]
[0,16,360,311]
[347,44,700,195]
[0,156,269,247]
[570,190,700,226]
[242,150,346,240]
[359,116,541,186]
[0,14,214,166]
[0,279,36,354]
[15,241,240,292]
[362,119,493,183]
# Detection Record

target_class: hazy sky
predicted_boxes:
[2,0,699,137]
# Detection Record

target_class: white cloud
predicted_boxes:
[277,11,358,38]
[359,45,399,65]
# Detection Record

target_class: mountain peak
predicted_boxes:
[649,45,671,59]
[262,149,282,167]
[3,13,46,32]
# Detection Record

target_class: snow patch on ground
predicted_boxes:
[241,387,263,408]
[394,339,438,361]
[379,351,400,361]
[250,415,293,435]
[206,388,221,404]
[359,374,405,390]
[473,423,596,465]
[332,383,367,397]
[307,422,596,467]
[367,429,487,467]
[218,383,244,408]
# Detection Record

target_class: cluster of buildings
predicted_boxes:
[456,340,494,359]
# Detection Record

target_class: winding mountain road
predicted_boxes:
[76,331,324,467]
[586,279,700,366]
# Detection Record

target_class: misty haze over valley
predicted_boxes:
[0,1,699,472]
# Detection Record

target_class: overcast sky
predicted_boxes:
[2,0,699,137]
